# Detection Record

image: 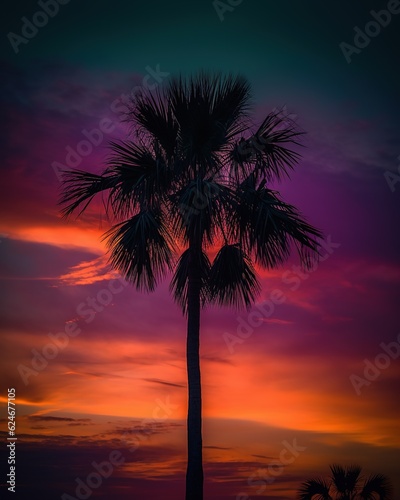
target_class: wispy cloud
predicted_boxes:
[58,255,117,285]
[143,378,185,388]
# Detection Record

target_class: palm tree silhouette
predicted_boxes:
[298,464,393,499]
[60,73,322,500]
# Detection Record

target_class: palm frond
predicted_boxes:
[169,248,211,313]
[128,87,178,159]
[298,465,392,500]
[103,209,174,291]
[170,178,234,246]
[209,244,260,309]
[207,72,251,144]
[359,473,393,500]
[232,175,322,269]
[297,477,333,500]
[229,110,304,182]
[59,169,116,218]
[330,464,351,496]
[106,140,171,217]
[168,72,251,176]
[344,464,362,493]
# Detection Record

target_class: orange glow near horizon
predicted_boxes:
[1,192,400,499]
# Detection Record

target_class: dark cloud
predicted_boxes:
[27,415,92,424]
[142,378,185,388]
[201,354,234,365]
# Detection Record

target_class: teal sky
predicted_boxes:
[3,0,399,106]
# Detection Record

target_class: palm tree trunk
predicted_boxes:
[185,245,203,500]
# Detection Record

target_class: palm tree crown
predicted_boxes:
[61,73,321,304]
[60,72,323,500]
[298,464,393,500]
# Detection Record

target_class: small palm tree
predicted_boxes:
[60,73,322,500]
[298,464,393,500]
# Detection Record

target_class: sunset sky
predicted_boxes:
[1,1,400,499]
